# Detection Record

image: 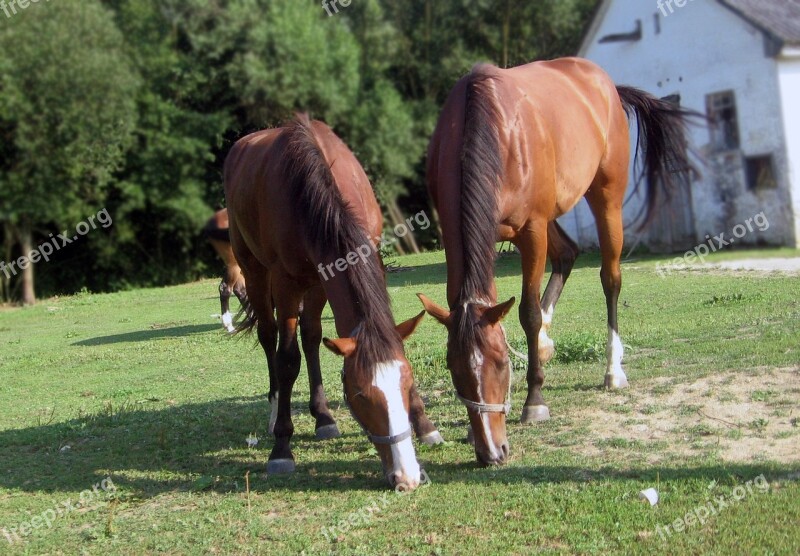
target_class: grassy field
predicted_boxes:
[1,248,798,555]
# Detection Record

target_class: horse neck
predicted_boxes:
[441,224,497,309]
[317,264,366,338]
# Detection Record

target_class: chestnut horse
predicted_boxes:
[419,57,696,465]
[225,115,441,489]
[203,208,247,333]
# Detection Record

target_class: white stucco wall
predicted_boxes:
[777,51,800,247]
[568,0,795,249]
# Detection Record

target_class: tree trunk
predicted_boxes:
[18,225,35,305]
[1,222,11,303]
[386,198,420,254]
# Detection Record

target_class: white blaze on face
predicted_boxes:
[373,361,420,485]
[470,348,500,461]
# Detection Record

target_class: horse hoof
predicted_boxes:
[466,426,475,446]
[315,424,341,440]
[520,405,550,423]
[604,374,629,389]
[266,458,295,474]
[419,430,444,446]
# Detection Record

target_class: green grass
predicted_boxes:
[1,249,799,555]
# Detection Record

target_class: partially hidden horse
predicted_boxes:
[419,57,696,465]
[204,208,248,333]
[225,114,442,489]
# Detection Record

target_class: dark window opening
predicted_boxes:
[706,91,740,151]
[745,155,777,190]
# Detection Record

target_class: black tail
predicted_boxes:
[616,86,702,230]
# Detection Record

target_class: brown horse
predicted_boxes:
[225,114,441,489]
[419,57,696,465]
[203,208,248,333]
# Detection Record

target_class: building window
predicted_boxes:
[706,91,740,151]
[745,154,777,190]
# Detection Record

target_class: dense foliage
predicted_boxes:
[0,0,596,302]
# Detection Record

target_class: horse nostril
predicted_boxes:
[500,442,510,460]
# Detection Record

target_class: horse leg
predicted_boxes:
[409,384,444,445]
[539,221,580,363]
[231,265,249,315]
[219,279,234,333]
[258,299,279,435]
[516,219,551,423]
[299,284,340,440]
[267,277,304,474]
[585,187,629,390]
[237,265,279,434]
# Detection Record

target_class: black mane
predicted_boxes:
[454,65,504,352]
[281,115,402,376]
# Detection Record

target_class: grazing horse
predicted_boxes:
[225,115,441,489]
[419,57,696,465]
[203,208,248,333]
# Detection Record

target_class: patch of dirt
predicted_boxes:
[712,258,800,273]
[571,367,800,464]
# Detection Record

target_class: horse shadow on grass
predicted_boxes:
[0,393,796,500]
[388,251,606,291]
[72,324,221,346]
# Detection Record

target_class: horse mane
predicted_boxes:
[282,114,402,377]
[454,65,504,352]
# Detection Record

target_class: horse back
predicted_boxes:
[498,58,626,221]
[224,122,380,281]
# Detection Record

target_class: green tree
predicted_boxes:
[0,1,139,304]
[97,0,232,290]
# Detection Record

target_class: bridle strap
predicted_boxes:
[368,427,413,445]
[340,339,414,446]
[455,392,511,415]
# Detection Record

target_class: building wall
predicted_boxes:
[567,0,795,249]
[777,51,800,247]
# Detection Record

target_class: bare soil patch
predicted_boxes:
[572,367,800,463]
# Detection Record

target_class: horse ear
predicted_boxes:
[417,293,452,327]
[323,337,357,358]
[396,310,426,340]
[480,297,516,325]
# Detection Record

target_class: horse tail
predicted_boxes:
[233,293,257,336]
[616,85,701,229]
[460,64,503,299]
